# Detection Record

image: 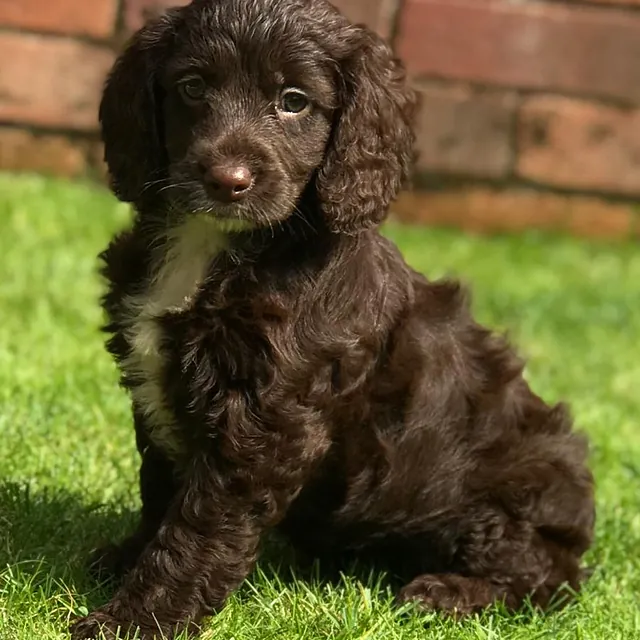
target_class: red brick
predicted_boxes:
[124,0,190,33]
[518,97,640,195]
[0,33,114,132]
[331,0,399,38]
[392,188,636,240]
[89,143,110,182]
[0,0,117,39]
[414,82,516,179]
[0,127,93,177]
[397,0,640,104]
[580,1,640,4]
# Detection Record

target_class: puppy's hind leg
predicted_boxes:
[397,514,589,616]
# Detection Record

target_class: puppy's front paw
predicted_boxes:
[69,611,125,640]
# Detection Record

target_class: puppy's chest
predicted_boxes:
[116,218,230,459]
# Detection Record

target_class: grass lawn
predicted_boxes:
[1,172,639,640]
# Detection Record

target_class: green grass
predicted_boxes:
[1,172,639,640]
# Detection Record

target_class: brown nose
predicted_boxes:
[201,164,254,203]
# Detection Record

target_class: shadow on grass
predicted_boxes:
[0,479,401,609]
[0,481,139,608]
[1,480,582,637]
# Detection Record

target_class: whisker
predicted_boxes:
[140,171,175,193]
[156,181,194,196]
[292,205,317,238]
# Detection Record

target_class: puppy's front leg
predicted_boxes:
[70,453,286,639]
[88,414,179,584]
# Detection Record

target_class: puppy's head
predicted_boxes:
[100,0,416,233]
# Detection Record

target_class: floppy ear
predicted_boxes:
[316,29,417,234]
[99,11,180,203]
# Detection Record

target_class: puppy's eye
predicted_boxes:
[279,89,310,115]
[178,76,206,102]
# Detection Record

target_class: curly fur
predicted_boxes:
[70,1,595,638]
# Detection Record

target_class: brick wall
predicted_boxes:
[1,0,639,237]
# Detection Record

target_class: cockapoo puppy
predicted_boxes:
[71,0,595,637]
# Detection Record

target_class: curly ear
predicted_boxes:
[316,29,417,234]
[99,11,180,203]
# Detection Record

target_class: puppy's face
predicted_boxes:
[100,0,416,234]
[159,8,336,227]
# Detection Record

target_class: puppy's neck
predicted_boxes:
[145,214,239,313]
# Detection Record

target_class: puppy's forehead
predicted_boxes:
[172,0,334,75]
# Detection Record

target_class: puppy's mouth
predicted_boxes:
[198,211,256,233]
[166,166,300,230]
[176,195,258,231]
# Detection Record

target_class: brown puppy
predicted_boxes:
[71,0,595,637]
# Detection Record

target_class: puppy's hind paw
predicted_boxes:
[87,543,135,585]
[69,611,124,640]
[87,533,150,585]
[397,573,512,617]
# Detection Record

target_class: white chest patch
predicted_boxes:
[119,215,229,459]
